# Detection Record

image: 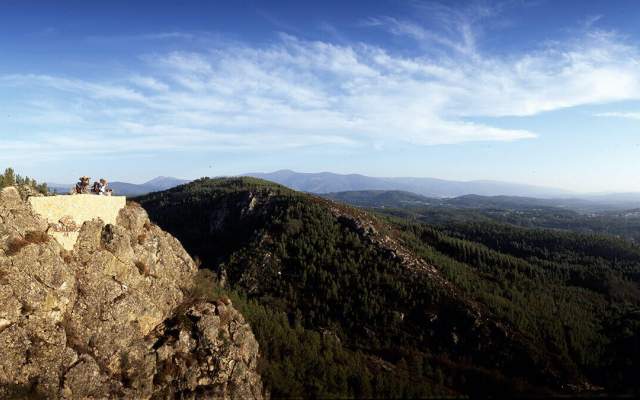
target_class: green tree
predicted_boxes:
[3,168,16,186]
[0,167,48,194]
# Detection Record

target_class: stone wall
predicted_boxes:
[29,194,126,249]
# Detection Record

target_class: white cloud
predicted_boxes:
[85,31,196,43]
[595,111,640,120]
[129,76,169,92]
[362,16,477,56]
[0,74,147,103]
[2,18,640,157]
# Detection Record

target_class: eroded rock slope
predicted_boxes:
[0,187,264,399]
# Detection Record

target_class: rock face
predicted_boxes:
[0,187,264,399]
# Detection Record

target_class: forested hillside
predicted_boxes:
[324,190,640,243]
[138,178,640,397]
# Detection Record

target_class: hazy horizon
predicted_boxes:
[44,168,640,197]
[2,1,640,192]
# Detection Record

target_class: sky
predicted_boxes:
[1,0,640,192]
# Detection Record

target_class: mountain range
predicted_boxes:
[247,169,574,198]
[48,170,640,208]
[323,190,640,212]
[322,190,640,243]
[48,176,189,196]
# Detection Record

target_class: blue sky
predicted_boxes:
[1,0,640,192]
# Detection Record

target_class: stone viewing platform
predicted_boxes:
[29,194,127,250]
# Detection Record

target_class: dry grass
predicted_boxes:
[24,231,50,244]
[217,295,232,306]
[6,238,29,256]
[6,231,49,256]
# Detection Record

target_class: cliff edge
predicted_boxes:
[0,187,264,399]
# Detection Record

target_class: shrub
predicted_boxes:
[6,238,28,256]
[24,231,49,244]
[6,231,49,256]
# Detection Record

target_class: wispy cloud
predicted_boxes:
[595,111,640,120]
[362,16,478,56]
[85,31,196,43]
[129,75,170,92]
[2,6,640,159]
[581,14,604,30]
[363,1,506,58]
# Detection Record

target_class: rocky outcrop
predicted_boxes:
[0,187,264,399]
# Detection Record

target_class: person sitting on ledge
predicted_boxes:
[91,180,101,194]
[72,176,91,194]
[99,178,113,196]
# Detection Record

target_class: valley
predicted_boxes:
[323,190,640,243]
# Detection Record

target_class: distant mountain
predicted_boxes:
[143,176,190,191]
[108,181,156,197]
[48,176,190,196]
[582,192,640,207]
[246,170,573,198]
[323,190,436,207]
[323,190,640,242]
[323,190,640,213]
[443,194,623,212]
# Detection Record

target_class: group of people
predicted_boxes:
[73,176,113,196]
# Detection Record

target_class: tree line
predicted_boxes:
[0,167,48,194]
